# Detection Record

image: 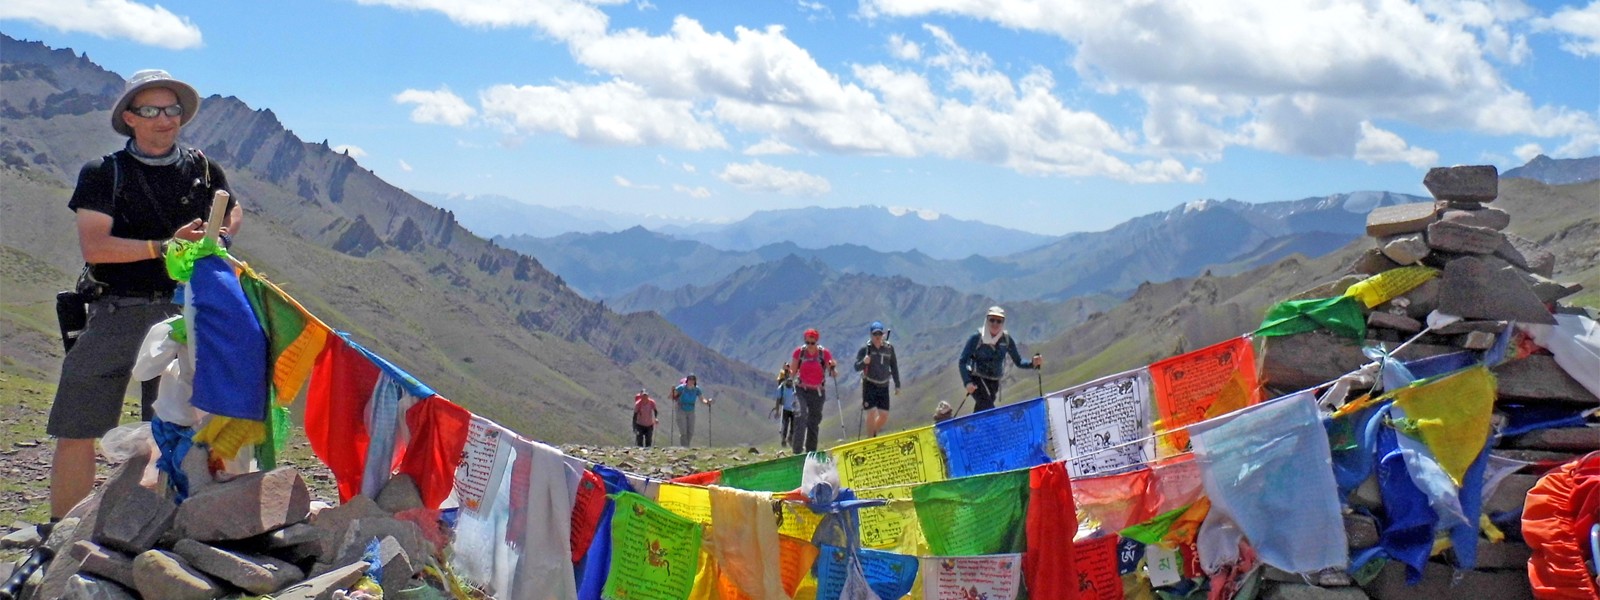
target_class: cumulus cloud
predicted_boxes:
[333,144,368,158]
[613,175,660,190]
[2,0,202,49]
[718,160,831,195]
[354,0,615,42]
[1354,121,1439,168]
[394,87,477,126]
[1533,1,1600,57]
[862,0,1598,166]
[398,159,413,172]
[745,139,801,155]
[887,33,921,61]
[673,183,711,197]
[479,79,726,149]
[1513,142,1544,162]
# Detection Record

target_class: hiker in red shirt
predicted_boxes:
[789,328,837,454]
[632,390,658,447]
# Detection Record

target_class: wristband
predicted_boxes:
[147,240,158,259]
[219,233,233,248]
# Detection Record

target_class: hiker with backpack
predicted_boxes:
[772,364,799,448]
[789,328,838,453]
[854,321,900,438]
[958,306,1042,413]
[632,389,658,447]
[671,374,706,446]
[48,70,242,525]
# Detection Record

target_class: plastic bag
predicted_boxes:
[99,422,155,462]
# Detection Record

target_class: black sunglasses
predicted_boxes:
[127,104,184,119]
[987,317,1005,324]
[871,330,884,335]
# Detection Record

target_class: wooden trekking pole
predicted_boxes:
[1035,353,1044,398]
[203,190,230,242]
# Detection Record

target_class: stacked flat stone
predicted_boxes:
[19,455,438,600]
[1257,164,1598,600]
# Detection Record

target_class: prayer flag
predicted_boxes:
[189,254,269,420]
[1048,368,1155,478]
[605,492,704,600]
[1192,393,1346,573]
[1389,365,1497,485]
[936,397,1051,478]
[238,273,328,407]
[1254,295,1366,339]
[1025,462,1079,599]
[914,470,1030,556]
[1149,336,1261,452]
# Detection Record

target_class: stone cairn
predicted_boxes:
[1259,165,1598,600]
[10,449,446,600]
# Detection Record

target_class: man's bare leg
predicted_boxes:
[50,437,97,519]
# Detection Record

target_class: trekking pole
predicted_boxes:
[707,397,714,447]
[831,371,848,442]
[1035,353,1044,398]
[954,391,972,417]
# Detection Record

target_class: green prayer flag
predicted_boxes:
[718,453,807,492]
[912,470,1030,556]
[1119,503,1192,545]
[1254,295,1365,339]
[605,492,703,600]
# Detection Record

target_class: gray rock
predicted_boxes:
[1365,203,1437,238]
[172,538,305,595]
[1457,331,1497,350]
[1425,220,1505,255]
[1503,426,1600,452]
[263,523,323,549]
[1364,560,1531,600]
[1263,582,1369,600]
[70,541,136,589]
[1379,234,1430,265]
[179,442,216,498]
[321,517,432,577]
[1367,311,1422,333]
[1485,473,1540,513]
[375,474,425,514]
[1436,257,1555,324]
[1430,319,1507,335]
[91,458,176,554]
[1492,355,1600,406]
[1,526,42,550]
[1261,332,1456,392]
[64,574,137,600]
[1439,206,1510,230]
[1495,233,1556,277]
[372,535,415,593]
[309,494,388,560]
[271,561,369,600]
[1471,541,1533,569]
[1344,513,1379,549]
[131,550,222,600]
[1423,165,1498,203]
[175,467,311,542]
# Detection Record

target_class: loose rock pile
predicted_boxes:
[17,449,447,599]
[1260,164,1599,600]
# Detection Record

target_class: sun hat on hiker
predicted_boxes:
[804,328,820,341]
[869,321,885,334]
[113,69,201,137]
[986,306,1006,320]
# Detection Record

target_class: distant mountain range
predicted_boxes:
[500,191,1432,301]
[1503,155,1600,186]
[0,34,777,445]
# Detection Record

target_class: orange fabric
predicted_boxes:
[672,470,722,486]
[1149,337,1261,451]
[304,340,378,502]
[1523,451,1600,600]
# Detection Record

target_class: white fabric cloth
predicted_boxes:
[710,486,786,599]
[1518,313,1600,399]
[131,317,201,426]
[510,439,579,600]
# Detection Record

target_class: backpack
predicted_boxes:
[633,396,657,427]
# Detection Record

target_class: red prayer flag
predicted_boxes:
[1025,462,1080,598]
[305,339,379,502]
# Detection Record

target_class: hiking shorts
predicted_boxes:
[862,381,891,411]
[48,296,179,439]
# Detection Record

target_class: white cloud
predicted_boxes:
[1354,121,1439,168]
[1512,142,1544,162]
[745,139,801,155]
[718,160,831,195]
[861,0,1598,166]
[1,0,202,49]
[398,159,413,172]
[613,175,660,190]
[673,183,711,198]
[333,144,367,158]
[354,0,616,42]
[681,162,697,173]
[1533,1,1600,57]
[887,33,921,61]
[479,79,726,149]
[394,87,477,126]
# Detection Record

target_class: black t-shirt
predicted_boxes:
[68,148,232,294]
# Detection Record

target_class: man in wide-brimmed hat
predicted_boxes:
[47,69,242,522]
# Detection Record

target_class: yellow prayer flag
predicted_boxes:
[1344,266,1439,308]
[657,483,715,525]
[1390,365,1497,486]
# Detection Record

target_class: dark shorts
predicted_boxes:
[48,296,179,439]
[862,381,890,411]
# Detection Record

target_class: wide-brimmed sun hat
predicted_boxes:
[112,69,200,137]
[986,306,1006,319]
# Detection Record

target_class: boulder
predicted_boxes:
[1363,560,1531,600]
[1436,257,1555,325]
[1491,355,1600,406]
[131,550,222,600]
[1494,232,1556,277]
[271,561,369,600]
[70,541,136,589]
[1422,165,1498,203]
[1438,206,1510,230]
[310,494,388,560]
[1367,311,1422,334]
[91,454,176,554]
[175,468,311,542]
[1379,234,1430,265]
[1502,426,1600,453]
[1365,203,1437,238]
[376,474,425,514]
[64,574,137,600]
[172,539,305,595]
[1426,220,1505,255]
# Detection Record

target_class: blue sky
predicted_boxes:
[4,0,1597,235]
